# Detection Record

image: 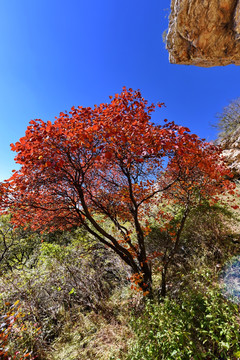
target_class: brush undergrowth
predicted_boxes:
[0,200,240,360]
[127,268,240,360]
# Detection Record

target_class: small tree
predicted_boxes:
[0,88,233,296]
[214,97,240,177]
[215,97,240,141]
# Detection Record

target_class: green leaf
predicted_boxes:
[69,287,75,295]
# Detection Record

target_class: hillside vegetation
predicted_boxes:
[1,199,240,359]
[1,91,240,359]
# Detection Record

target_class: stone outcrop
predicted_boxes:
[166,0,240,67]
[216,98,240,176]
[221,128,240,176]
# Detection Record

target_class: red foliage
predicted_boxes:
[0,88,234,294]
[0,301,36,360]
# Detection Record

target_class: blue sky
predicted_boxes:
[0,0,239,181]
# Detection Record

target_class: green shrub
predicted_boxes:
[0,215,41,273]
[0,232,128,355]
[128,283,240,360]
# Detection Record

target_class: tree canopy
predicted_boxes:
[0,88,234,295]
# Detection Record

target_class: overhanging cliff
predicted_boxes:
[166,0,240,66]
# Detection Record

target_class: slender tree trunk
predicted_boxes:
[139,262,153,298]
[160,267,167,298]
[158,207,190,299]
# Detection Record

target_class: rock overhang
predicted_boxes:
[166,0,240,67]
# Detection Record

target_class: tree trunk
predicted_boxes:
[159,267,167,299]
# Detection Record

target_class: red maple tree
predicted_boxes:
[0,88,234,296]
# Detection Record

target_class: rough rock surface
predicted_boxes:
[167,0,240,67]
[221,128,240,176]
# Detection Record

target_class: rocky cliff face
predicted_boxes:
[167,0,240,67]
[220,128,240,176]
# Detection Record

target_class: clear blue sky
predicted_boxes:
[0,0,239,181]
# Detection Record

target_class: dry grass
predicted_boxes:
[50,293,134,360]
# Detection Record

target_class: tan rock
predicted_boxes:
[220,127,240,176]
[167,0,240,67]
